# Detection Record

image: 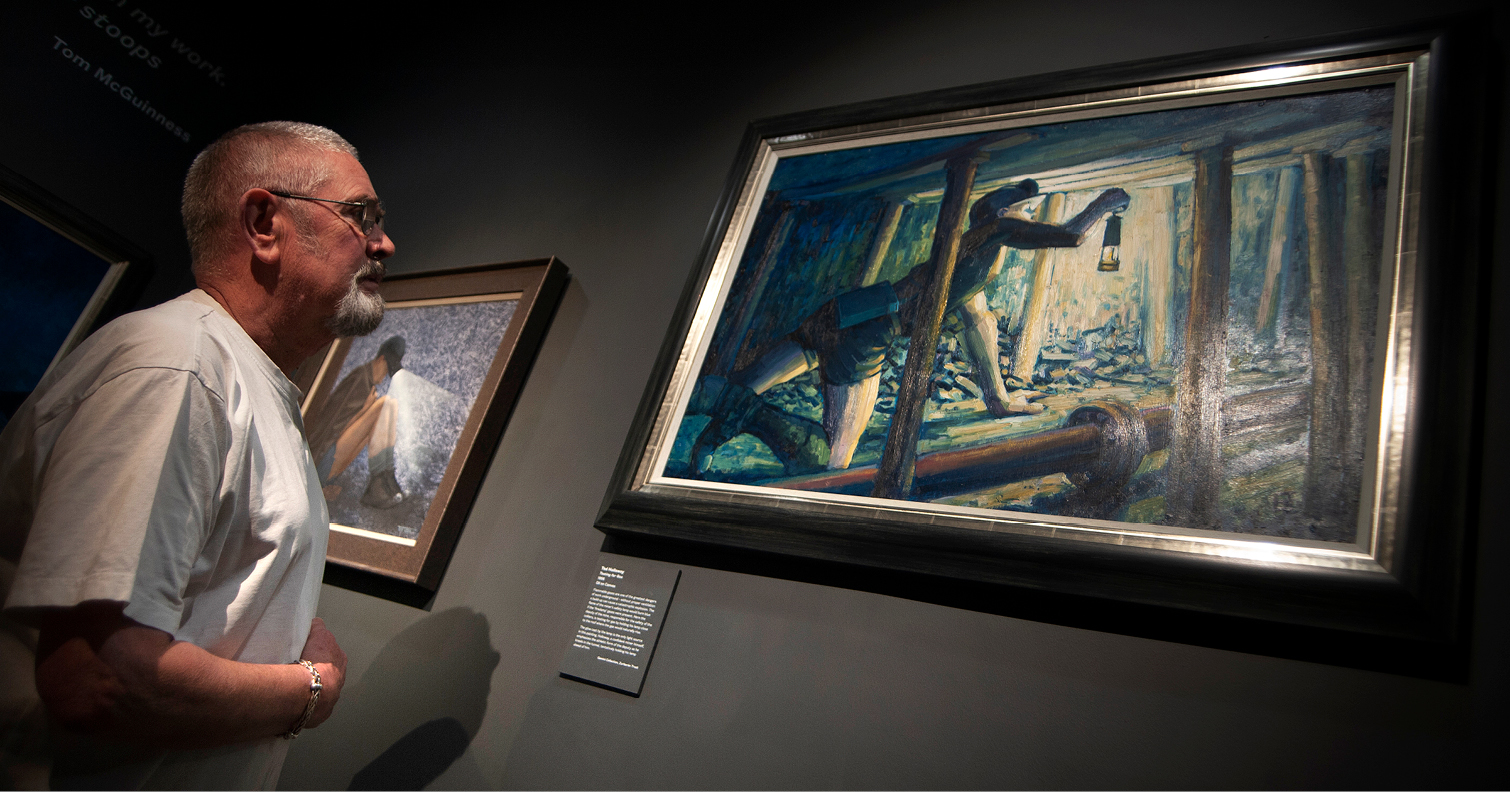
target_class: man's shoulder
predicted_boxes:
[97,294,218,348]
[34,294,248,407]
[75,296,227,374]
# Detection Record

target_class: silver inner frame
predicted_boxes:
[632,51,1427,576]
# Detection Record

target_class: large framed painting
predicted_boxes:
[597,26,1488,663]
[295,258,568,590]
[0,164,150,428]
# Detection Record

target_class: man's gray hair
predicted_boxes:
[182,121,359,275]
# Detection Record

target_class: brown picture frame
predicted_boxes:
[294,258,568,590]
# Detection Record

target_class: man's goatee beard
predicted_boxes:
[326,261,386,337]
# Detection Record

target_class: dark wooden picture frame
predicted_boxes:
[295,258,568,591]
[0,163,152,423]
[596,24,1488,670]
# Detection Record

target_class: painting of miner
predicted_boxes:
[665,84,1396,545]
[305,296,517,541]
[308,336,409,509]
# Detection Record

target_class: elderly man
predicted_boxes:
[0,121,395,788]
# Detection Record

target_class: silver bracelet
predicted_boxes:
[281,660,322,739]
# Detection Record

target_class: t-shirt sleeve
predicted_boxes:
[4,367,228,634]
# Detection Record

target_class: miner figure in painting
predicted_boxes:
[688,179,1131,475]
[307,335,408,508]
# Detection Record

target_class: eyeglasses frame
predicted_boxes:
[267,190,385,236]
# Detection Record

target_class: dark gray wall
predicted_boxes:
[6,0,1509,788]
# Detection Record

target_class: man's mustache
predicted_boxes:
[356,260,386,282]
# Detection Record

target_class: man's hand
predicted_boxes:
[1090,187,1131,215]
[1058,187,1132,242]
[298,617,346,729]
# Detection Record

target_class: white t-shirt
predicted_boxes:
[0,290,329,790]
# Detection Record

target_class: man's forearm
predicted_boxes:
[1061,188,1132,239]
[35,605,342,749]
[116,636,327,746]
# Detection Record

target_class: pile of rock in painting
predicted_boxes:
[764,319,1175,420]
[874,339,910,414]
[916,318,1175,410]
[758,374,824,422]
[1014,319,1174,393]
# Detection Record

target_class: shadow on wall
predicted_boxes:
[312,608,501,790]
[349,717,472,791]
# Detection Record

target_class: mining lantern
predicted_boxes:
[1098,212,1123,272]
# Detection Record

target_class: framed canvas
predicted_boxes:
[295,258,568,590]
[0,164,151,427]
[597,25,1488,660]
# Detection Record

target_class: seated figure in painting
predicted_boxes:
[307,335,409,508]
[686,180,1131,477]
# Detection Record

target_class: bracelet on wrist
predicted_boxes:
[281,660,322,739]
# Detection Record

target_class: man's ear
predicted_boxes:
[239,189,283,264]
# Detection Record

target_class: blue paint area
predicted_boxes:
[0,199,112,425]
[322,298,517,540]
[768,133,997,194]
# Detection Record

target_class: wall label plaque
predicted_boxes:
[559,555,680,697]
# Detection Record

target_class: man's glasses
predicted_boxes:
[268,190,385,236]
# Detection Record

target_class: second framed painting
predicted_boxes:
[598,25,1488,660]
[296,258,568,590]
